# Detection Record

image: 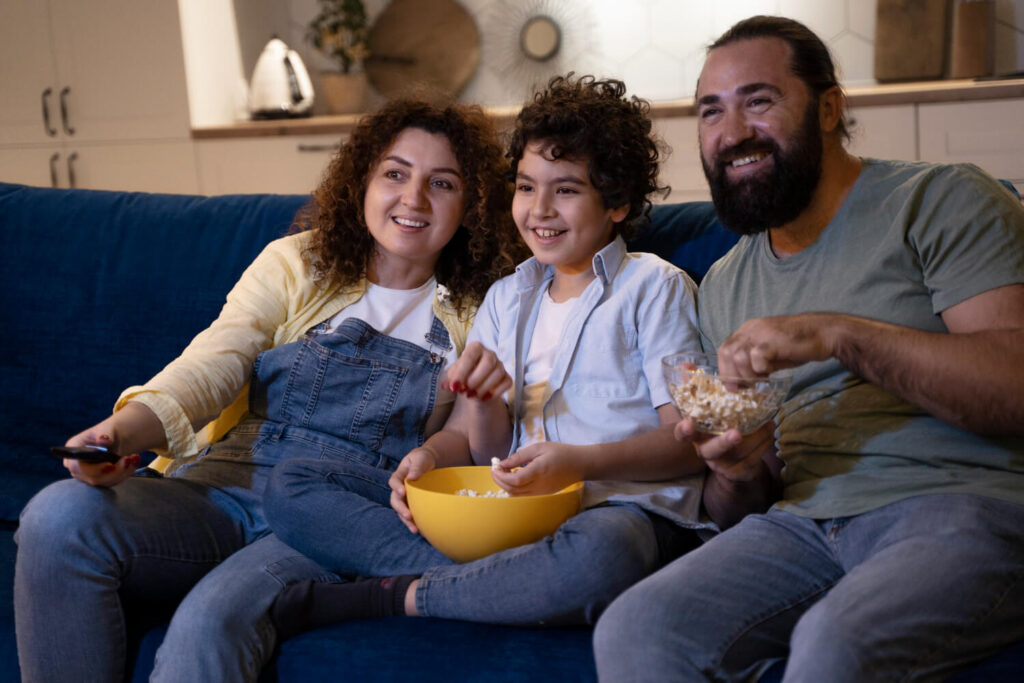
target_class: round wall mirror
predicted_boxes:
[520,15,561,61]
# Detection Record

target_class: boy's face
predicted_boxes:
[512,142,628,275]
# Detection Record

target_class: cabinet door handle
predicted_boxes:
[49,152,61,188]
[59,86,75,136]
[297,144,340,153]
[67,151,78,188]
[41,88,58,137]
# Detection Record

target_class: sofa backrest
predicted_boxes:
[0,181,729,519]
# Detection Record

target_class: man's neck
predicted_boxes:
[768,148,862,257]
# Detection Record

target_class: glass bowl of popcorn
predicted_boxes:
[662,352,792,435]
[405,466,583,562]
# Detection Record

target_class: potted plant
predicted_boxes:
[307,0,371,114]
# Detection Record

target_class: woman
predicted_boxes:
[14,97,524,683]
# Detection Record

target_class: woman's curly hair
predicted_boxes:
[505,74,668,240]
[295,96,526,313]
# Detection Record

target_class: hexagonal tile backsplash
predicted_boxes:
[285,0,1024,107]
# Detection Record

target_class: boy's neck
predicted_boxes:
[549,268,595,302]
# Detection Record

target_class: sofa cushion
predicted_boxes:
[0,182,308,520]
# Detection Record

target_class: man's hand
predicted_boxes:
[717,313,839,379]
[676,418,781,529]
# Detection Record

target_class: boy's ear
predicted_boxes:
[609,204,630,224]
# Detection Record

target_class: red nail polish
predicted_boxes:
[466,389,477,398]
[481,393,492,401]
[452,381,462,392]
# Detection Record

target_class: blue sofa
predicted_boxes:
[1,180,1021,682]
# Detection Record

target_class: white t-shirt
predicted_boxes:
[516,286,577,447]
[328,277,457,414]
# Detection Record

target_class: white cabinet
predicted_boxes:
[196,135,344,195]
[0,0,198,191]
[918,99,1024,194]
[847,105,917,161]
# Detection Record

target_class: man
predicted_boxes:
[594,15,1024,682]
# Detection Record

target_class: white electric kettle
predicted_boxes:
[249,37,315,119]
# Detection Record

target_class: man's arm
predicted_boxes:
[718,284,1024,436]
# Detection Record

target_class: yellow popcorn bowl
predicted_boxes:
[405,466,584,563]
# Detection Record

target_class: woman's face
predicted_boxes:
[363,127,465,283]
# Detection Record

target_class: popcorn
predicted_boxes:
[455,488,509,498]
[490,457,501,470]
[670,368,781,434]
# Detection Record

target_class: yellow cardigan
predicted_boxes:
[115,231,474,469]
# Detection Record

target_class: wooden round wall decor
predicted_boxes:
[365,0,480,98]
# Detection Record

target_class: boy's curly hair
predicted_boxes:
[506,74,668,239]
[295,96,526,313]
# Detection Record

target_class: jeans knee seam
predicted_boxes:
[897,562,1024,682]
[717,580,836,670]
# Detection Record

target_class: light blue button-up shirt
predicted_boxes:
[468,236,712,528]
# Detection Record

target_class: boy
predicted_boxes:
[264,75,715,634]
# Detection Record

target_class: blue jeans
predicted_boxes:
[265,457,697,626]
[15,318,450,682]
[593,493,1024,682]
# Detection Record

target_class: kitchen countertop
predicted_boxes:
[192,77,1024,140]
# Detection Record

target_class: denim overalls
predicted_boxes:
[166,315,452,542]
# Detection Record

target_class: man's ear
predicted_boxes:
[819,85,844,134]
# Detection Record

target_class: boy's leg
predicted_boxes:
[593,510,842,683]
[784,493,1024,683]
[14,476,249,683]
[264,457,451,575]
[151,533,338,683]
[414,503,671,626]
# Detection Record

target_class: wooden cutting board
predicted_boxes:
[365,0,480,98]
[874,0,948,82]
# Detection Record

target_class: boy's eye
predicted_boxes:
[556,186,578,194]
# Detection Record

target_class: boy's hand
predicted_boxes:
[490,443,585,496]
[389,447,439,534]
[443,342,512,402]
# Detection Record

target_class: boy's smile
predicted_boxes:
[512,142,628,293]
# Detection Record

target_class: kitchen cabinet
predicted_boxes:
[918,99,1024,194]
[196,135,345,195]
[0,0,197,191]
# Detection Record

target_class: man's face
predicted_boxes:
[696,37,824,235]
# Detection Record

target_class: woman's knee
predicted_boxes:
[18,479,113,547]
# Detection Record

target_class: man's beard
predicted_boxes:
[702,103,823,236]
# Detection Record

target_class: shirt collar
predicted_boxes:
[514,235,627,290]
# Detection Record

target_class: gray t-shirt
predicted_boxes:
[698,158,1024,518]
